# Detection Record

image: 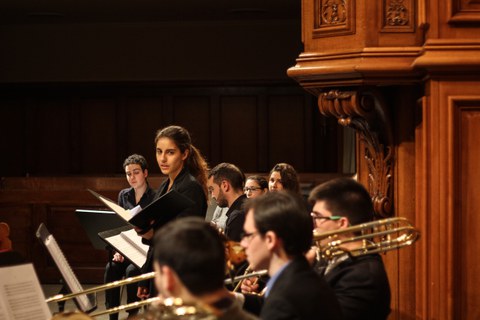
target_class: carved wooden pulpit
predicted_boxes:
[288,0,480,319]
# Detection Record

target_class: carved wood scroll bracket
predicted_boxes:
[318,89,394,218]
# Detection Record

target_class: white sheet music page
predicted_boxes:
[43,235,93,312]
[120,229,149,255]
[105,230,147,268]
[97,195,131,221]
[129,205,142,219]
[0,263,52,320]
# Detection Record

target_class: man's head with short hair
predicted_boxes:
[308,177,374,226]
[208,163,245,191]
[207,163,245,208]
[153,217,226,297]
[241,191,312,272]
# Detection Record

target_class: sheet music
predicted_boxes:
[41,233,95,312]
[0,264,52,320]
[120,229,149,255]
[104,230,148,269]
[96,195,132,221]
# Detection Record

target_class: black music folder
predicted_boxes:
[75,209,128,250]
[87,189,194,231]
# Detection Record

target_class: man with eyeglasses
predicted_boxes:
[308,177,391,320]
[237,191,342,320]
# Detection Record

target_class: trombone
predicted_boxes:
[46,270,268,317]
[47,216,419,316]
[313,216,420,261]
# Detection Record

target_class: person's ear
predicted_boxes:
[161,265,177,294]
[338,217,350,229]
[181,148,189,161]
[264,230,278,251]
[143,169,148,178]
[221,180,230,192]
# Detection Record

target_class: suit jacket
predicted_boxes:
[244,257,342,320]
[224,194,247,242]
[322,254,391,320]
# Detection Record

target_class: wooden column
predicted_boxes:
[288,0,480,318]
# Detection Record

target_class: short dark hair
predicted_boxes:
[308,177,374,225]
[153,217,225,295]
[246,175,268,190]
[245,191,312,257]
[270,163,300,194]
[123,154,148,171]
[208,163,245,192]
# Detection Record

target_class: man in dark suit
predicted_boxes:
[308,177,391,320]
[239,191,342,320]
[208,163,247,242]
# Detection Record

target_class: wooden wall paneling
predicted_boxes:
[116,96,129,165]
[448,0,480,24]
[78,98,118,174]
[256,94,269,172]
[32,99,72,175]
[172,95,212,165]
[219,96,258,172]
[163,95,175,125]
[0,205,32,259]
[209,94,222,166]
[0,101,26,176]
[303,94,315,172]
[454,97,480,319]
[312,98,340,173]
[426,79,452,320]
[417,80,480,320]
[415,95,428,320]
[70,100,82,174]
[0,83,338,176]
[124,96,166,174]
[388,86,419,319]
[267,95,307,171]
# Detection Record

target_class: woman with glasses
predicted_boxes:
[244,175,268,199]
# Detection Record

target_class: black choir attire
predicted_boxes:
[317,253,391,320]
[104,185,156,320]
[138,167,208,297]
[243,257,342,320]
[224,194,247,242]
[223,194,249,285]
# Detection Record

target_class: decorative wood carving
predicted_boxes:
[318,89,394,218]
[313,0,355,38]
[382,0,415,32]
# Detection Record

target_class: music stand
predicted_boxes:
[75,209,128,250]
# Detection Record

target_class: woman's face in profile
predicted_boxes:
[268,171,284,192]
